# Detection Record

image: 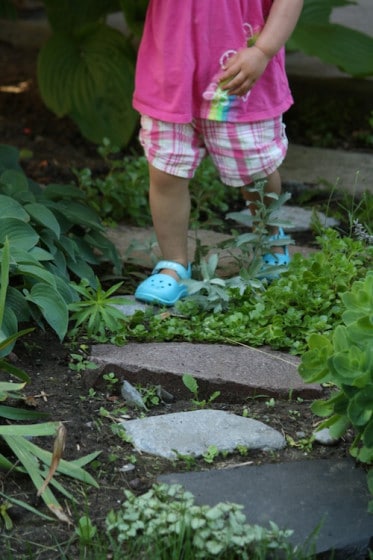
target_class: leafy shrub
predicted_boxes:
[299,271,373,508]
[0,144,122,341]
[124,229,372,354]
[106,483,300,559]
[0,244,100,522]
[37,0,142,147]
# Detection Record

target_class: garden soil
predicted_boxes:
[0,42,365,558]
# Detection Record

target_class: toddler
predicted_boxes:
[133,0,304,306]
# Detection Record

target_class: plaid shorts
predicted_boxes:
[139,115,288,187]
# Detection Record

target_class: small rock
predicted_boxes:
[119,464,136,473]
[313,427,339,446]
[121,380,148,410]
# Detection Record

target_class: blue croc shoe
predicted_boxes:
[259,228,291,280]
[135,260,191,306]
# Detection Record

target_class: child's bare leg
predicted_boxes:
[149,164,190,278]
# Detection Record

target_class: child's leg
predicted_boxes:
[148,164,191,279]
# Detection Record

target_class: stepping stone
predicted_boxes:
[120,409,286,459]
[90,342,322,400]
[159,458,373,558]
[239,205,339,232]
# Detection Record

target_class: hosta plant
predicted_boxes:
[299,271,373,507]
[0,241,100,523]
[37,0,144,147]
[0,144,122,341]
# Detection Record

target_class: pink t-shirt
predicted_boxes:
[133,0,293,123]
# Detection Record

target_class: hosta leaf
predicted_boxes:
[0,218,39,250]
[0,170,29,194]
[38,23,138,147]
[37,34,80,115]
[24,284,69,341]
[42,183,86,201]
[54,276,80,304]
[0,307,18,356]
[4,287,30,334]
[0,194,29,221]
[289,23,373,77]
[296,0,353,25]
[25,203,61,237]
[17,264,57,286]
[0,145,23,173]
[28,246,55,262]
[66,256,97,286]
[43,0,118,33]
[48,200,104,231]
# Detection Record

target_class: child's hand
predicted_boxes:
[219,46,270,97]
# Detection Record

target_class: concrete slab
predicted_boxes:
[89,342,321,400]
[281,144,373,194]
[159,459,373,557]
[241,205,339,232]
[106,224,314,273]
[121,409,285,459]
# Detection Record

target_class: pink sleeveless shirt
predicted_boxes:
[133,0,293,123]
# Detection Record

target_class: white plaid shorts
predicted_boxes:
[139,115,288,187]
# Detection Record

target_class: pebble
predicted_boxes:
[313,427,339,446]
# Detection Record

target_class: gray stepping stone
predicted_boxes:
[239,205,339,232]
[159,458,373,558]
[90,342,321,400]
[121,409,285,459]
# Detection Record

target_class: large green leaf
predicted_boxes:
[25,203,61,238]
[0,194,30,221]
[24,284,69,341]
[42,0,119,33]
[41,183,87,201]
[37,23,138,147]
[6,287,31,323]
[46,200,105,231]
[0,218,39,251]
[17,264,58,286]
[297,0,354,24]
[0,170,30,196]
[0,308,18,351]
[289,23,373,77]
[0,145,23,174]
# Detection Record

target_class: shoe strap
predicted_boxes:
[269,227,287,241]
[152,260,191,279]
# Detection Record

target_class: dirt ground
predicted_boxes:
[0,42,365,558]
